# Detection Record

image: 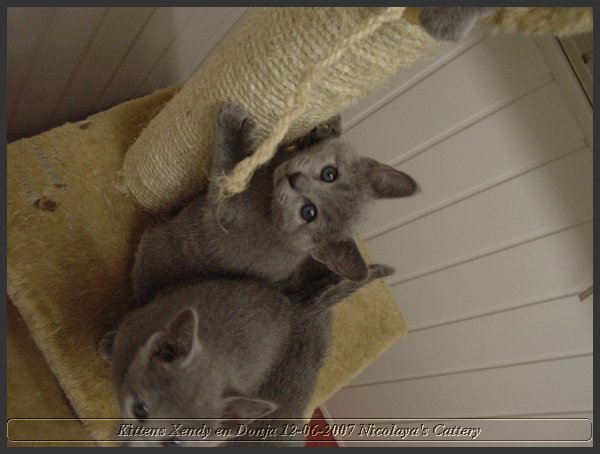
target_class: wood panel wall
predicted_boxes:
[325,29,593,446]
[7,7,246,141]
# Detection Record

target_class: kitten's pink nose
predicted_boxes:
[287,172,301,189]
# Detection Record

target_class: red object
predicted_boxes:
[305,408,339,447]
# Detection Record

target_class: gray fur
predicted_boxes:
[106,279,290,446]
[420,7,497,41]
[132,102,417,305]
[103,265,394,446]
[226,263,394,447]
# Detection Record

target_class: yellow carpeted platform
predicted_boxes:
[7,86,407,444]
[7,299,94,446]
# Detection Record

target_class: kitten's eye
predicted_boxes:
[320,166,338,183]
[300,203,317,222]
[133,402,149,420]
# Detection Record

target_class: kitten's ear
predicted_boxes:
[312,239,369,281]
[220,397,278,430]
[359,157,418,199]
[148,308,200,366]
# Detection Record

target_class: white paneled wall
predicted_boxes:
[7,7,247,141]
[325,30,593,446]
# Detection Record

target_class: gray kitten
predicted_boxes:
[132,102,417,305]
[101,265,393,446]
[104,279,288,447]
[420,7,497,41]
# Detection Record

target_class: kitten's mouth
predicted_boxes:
[273,163,299,195]
[273,162,302,192]
[286,172,301,189]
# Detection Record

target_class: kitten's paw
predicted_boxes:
[312,114,342,139]
[218,101,256,139]
[368,264,395,281]
[420,7,495,41]
[219,101,248,123]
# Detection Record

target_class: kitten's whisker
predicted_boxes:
[215,198,230,234]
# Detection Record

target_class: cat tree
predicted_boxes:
[7,7,592,445]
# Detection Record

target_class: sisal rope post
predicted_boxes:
[121,7,438,213]
[217,7,408,197]
[121,7,590,213]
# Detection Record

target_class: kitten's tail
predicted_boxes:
[294,264,395,319]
